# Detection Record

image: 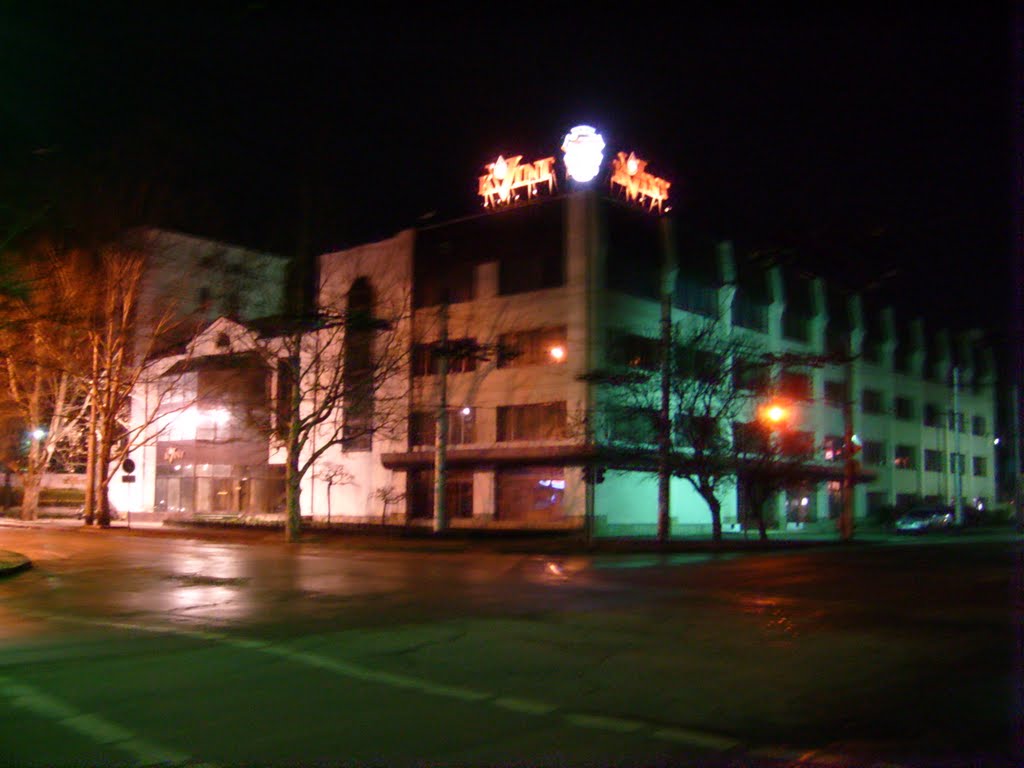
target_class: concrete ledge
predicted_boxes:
[0,550,31,576]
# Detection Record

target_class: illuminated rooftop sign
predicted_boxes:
[610,151,671,213]
[478,155,557,209]
[561,125,605,183]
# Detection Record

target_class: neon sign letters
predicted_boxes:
[610,151,671,213]
[478,155,557,209]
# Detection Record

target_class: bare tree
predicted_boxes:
[0,241,92,518]
[255,291,411,543]
[315,462,355,524]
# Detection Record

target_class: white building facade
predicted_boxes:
[117,193,997,536]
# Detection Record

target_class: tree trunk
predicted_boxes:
[21,472,41,521]
[757,508,768,541]
[708,495,722,543]
[97,432,112,528]
[83,399,98,526]
[285,457,302,543]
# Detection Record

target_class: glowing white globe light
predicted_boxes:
[561,125,606,183]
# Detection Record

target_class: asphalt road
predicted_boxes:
[0,525,1019,767]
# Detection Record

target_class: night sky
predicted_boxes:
[1,3,1015,330]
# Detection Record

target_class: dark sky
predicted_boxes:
[0,3,1015,329]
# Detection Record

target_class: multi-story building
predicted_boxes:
[117,191,997,535]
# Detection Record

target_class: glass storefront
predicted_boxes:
[155,458,285,516]
[495,467,566,521]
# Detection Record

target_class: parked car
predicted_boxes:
[894,505,954,533]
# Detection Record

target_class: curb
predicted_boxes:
[0,550,31,576]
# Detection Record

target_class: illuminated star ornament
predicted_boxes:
[478,154,556,209]
[561,125,606,183]
[610,151,671,213]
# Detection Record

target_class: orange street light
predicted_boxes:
[548,345,566,362]
[759,402,790,426]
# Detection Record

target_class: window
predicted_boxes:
[414,263,475,307]
[972,415,986,436]
[924,449,943,472]
[608,407,659,445]
[862,440,885,467]
[495,467,566,521]
[498,327,567,368]
[949,452,965,475]
[778,371,813,401]
[675,280,718,316]
[923,403,941,427]
[676,346,723,382]
[781,430,815,458]
[496,402,567,441]
[824,380,847,408]
[782,310,810,342]
[733,421,770,454]
[895,397,913,421]
[675,414,722,451]
[973,456,987,477]
[412,339,479,376]
[862,338,882,364]
[862,389,884,415]
[894,444,916,470]
[950,412,965,432]
[407,470,473,519]
[893,345,910,373]
[732,293,768,332]
[733,360,771,393]
[343,278,375,451]
[823,435,844,461]
[610,333,659,371]
[409,408,477,447]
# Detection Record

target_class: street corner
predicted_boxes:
[0,550,31,576]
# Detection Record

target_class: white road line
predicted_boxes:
[25,610,750,755]
[0,673,202,767]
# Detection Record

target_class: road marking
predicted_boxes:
[564,712,647,733]
[0,672,204,766]
[494,696,558,715]
[654,726,740,751]
[24,609,749,755]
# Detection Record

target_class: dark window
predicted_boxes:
[924,449,943,471]
[343,278,374,451]
[608,407,659,445]
[781,430,815,458]
[675,414,722,451]
[676,346,723,382]
[733,360,771,393]
[923,403,941,427]
[893,344,911,373]
[408,408,477,447]
[782,310,810,342]
[732,292,768,332]
[412,339,479,376]
[733,421,770,454]
[862,389,884,414]
[824,380,847,408]
[275,359,295,439]
[973,456,987,477]
[407,470,473,519]
[895,397,914,420]
[894,444,916,469]
[496,402,567,441]
[675,280,718,316]
[610,333,660,371]
[498,327,567,368]
[862,440,885,467]
[862,338,882,364]
[949,452,965,475]
[778,371,813,401]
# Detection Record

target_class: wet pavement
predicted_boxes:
[0,524,1019,767]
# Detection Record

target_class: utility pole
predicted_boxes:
[953,367,964,526]
[840,357,856,542]
[656,217,677,544]
[433,300,449,533]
